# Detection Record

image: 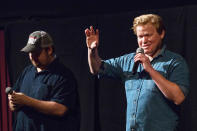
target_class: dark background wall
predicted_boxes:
[1,1,197,131]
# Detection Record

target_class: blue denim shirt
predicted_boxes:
[99,46,189,131]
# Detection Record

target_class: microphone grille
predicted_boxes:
[5,87,12,94]
[136,48,144,54]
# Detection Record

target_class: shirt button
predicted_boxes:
[132,113,135,118]
[134,100,137,104]
[131,128,135,131]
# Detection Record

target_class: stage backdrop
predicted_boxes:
[4,4,197,131]
[0,31,12,131]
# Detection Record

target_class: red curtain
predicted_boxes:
[0,30,12,131]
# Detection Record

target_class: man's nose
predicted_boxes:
[142,36,148,43]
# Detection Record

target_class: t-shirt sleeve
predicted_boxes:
[50,76,77,109]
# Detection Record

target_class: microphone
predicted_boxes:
[5,87,13,94]
[5,87,21,111]
[132,48,144,75]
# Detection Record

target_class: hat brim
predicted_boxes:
[20,44,38,53]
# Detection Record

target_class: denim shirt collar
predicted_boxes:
[153,44,166,60]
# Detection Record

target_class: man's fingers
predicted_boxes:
[85,26,99,37]
[85,29,90,36]
[96,29,99,35]
[90,26,95,35]
[134,53,144,63]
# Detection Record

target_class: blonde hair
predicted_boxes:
[132,14,165,35]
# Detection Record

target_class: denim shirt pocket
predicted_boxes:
[143,80,159,92]
[141,68,167,93]
[124,73,140,91]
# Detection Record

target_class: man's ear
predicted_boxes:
[47,46,53,55]
[160,30,165,39]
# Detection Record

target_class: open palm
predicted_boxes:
[85,26,99,49]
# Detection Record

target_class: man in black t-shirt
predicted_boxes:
[8,31,80,131]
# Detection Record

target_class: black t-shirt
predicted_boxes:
[13,58,80,131]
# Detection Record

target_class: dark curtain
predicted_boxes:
[4,4,197,131]
[0,30,12,131]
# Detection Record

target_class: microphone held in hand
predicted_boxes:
[5,87,13,94]
[132,48,144,75]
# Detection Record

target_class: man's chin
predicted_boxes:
[144,50,150,54]
[144,51,153,56]
[32,63,40,68]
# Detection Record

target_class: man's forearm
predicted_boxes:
[23,95,68,117]
[148,67,185,105]
[88,48,102,74]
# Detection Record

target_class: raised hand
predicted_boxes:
[85,26,99,49]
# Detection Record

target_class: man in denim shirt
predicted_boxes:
[85,14,189,131]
